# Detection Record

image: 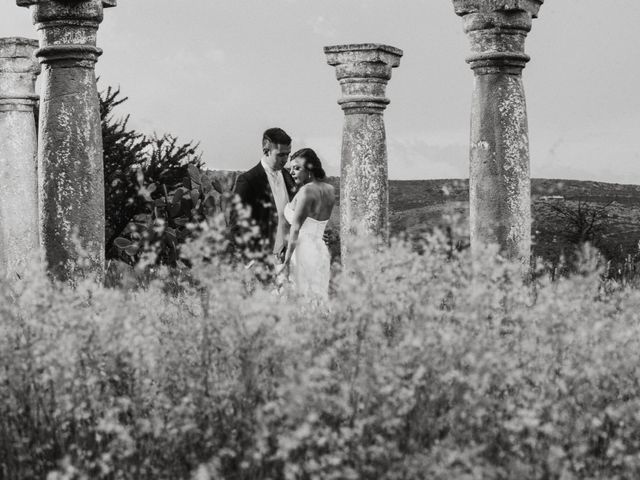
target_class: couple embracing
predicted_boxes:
[233,128,335,299]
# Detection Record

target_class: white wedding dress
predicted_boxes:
[284,202,330,300]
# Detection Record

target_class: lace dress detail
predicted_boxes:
[284,202,330,300]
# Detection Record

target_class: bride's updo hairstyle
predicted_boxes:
[290,148,326,180]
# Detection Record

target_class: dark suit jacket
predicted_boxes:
[233,162,296,255]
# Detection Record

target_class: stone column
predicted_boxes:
[325,44,402,261]
[0,38,40,279]
[453,0,543,262]
[18,0,116,281]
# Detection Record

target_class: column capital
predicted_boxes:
[325,43,402,114]
[17,0,116,7]
[453,0,542,17]
[17,0,116,68]
[453,0,543,74]
[0,37,40,110]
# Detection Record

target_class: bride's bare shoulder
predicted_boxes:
[295,184,315,201]
[323,182,335,196]
[297,183,312,194]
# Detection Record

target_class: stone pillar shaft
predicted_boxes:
[19,0,116,281]
[0,38,40,278]
[325,44,402,262]
[454,0,543,261]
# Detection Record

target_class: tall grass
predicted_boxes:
[2,218,640,479]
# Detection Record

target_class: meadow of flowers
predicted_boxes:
[2,216,640,480]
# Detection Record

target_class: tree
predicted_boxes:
[100,85,205,263]
[101,85,149,252]
[533,198,615,277]
[546,199,612,246]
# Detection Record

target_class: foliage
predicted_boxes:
[101,86,149,250]
[3,222,640,479]
[101,86,205,264]
[111,164,226,268]
[532,199,640,280]
[544,199,612,246]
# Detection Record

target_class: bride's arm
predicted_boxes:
[282,189,312,266]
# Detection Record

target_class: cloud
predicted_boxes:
[310,16,337,39]
[289,131,469,180]
[532,117,640,184]
[203,47,226,65]
[387,133,468,179]
[153,46,226,90]
[159,47,226,75]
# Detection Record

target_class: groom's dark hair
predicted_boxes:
[262,127,291,153]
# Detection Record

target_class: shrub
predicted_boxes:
[101,86,205,265]
[2,223,640,479]
[110,164,226,268]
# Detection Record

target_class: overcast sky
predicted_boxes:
[2,1,639,183]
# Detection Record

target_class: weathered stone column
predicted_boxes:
[453,0,543,262]
[325,44,402,261]
[0,38,40,279]
[18,0,116,281]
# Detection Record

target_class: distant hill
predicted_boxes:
[208,170,640,261]
[323,177,640,210]
[327,178,640,255]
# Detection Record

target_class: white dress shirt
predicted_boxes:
[261,157,288,216]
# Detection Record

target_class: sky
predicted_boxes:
[2,1,639,184]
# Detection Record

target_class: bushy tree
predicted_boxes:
[532,198,640,283]
[547,199,612,246]
[112,164,226,268]
[100,85,206,264]
[101,86,149,251]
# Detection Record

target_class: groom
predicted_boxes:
[233,127,297,262]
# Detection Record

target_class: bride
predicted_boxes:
[275,148,335,299]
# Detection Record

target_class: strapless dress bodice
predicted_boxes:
[284,203,328,239]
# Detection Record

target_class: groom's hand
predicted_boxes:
[322,227,332,246]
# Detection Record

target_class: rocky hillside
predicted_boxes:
[208,170,640,261]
